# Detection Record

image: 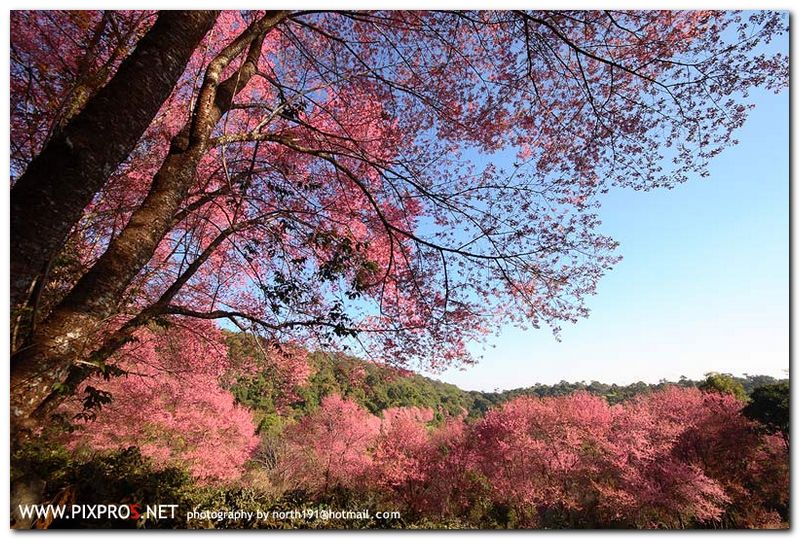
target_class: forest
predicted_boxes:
[9,10,789,529]
[13,327,790,528]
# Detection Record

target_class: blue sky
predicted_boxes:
[429,84,789,392]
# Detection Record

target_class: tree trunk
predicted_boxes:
[10,10,218,316]
[10,12,288,443]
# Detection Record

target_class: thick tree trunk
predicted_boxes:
[10,12,288,443]
[10,10,218,315]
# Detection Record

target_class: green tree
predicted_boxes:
[743,382,789,446]
[698,372,749,402]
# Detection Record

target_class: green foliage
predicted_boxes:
[295,351,473,417]
[225,333,473,421]
[225,331,785,423]
[73,386,114,422]
[14,442,411,529]
[743,382,789,441]
[698,372,749,402]
[14,443,195,528]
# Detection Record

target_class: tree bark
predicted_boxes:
[10,10,219,316]
[10,11,288,443]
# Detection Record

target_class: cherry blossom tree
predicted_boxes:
[613,388,735,528]
[471,392,627,526]
[280,394,381,495]
[225,336,313,412]
[641,388,788,528]
[738,434,789,528]
[465,388,786,528]
[370,406,434,507]
[385,415,479,519]
[251,385,786,527]
[63,321,259,483]
[10,10,788,443]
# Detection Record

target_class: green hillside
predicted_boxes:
[225,332,786,424]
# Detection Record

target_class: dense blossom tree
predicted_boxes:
[370,406,435,505]
[63,321,259,482]
[471,388,788,528]
[9,10,788,440]
[276,386,788,528]
[611,388,735,527]
[739,434,789,528]
[280,394,381,495]
[471,391,631,526]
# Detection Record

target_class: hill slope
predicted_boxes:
[224,332,786,423]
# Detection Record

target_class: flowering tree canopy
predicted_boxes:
[64,321,259,482]
[10,10,788,438]
[273,387,787,528]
